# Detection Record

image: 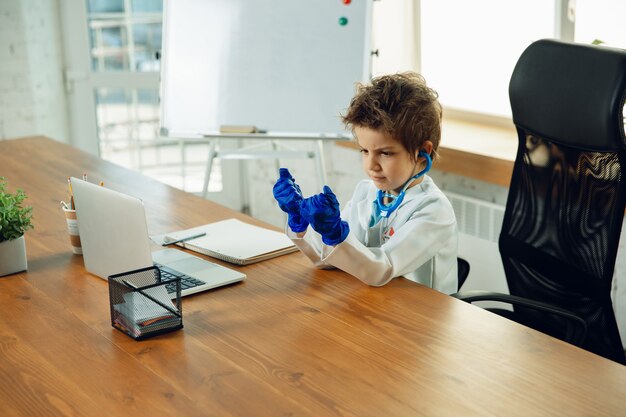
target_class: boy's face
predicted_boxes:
[355,126,422,195]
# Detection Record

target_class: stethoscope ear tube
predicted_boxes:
[372,151,432,222]
[417,150,432,177]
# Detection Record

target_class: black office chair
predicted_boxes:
[457,257,470,290]
[453,39,626,364]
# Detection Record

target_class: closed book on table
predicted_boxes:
[164,218,297,265]
[219,125,258,134]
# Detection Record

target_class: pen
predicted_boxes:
[163,232,207,246]
[121,280,181,318]
[68,177,74,209]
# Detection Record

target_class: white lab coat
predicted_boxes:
[287,176,458,294]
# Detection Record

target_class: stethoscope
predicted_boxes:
[369,150,432,227]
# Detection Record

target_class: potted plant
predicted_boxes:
[0,177,33,277]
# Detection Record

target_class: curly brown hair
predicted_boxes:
[341,72,442,162]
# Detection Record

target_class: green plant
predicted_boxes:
[0,177,33,242]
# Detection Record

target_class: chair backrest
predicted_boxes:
[457,257,470,290]
[504,39,626,363]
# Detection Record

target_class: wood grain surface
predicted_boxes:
[0,136,624,417]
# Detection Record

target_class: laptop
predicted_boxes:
[70,177,245,296]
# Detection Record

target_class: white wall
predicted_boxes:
[0,0,69,143]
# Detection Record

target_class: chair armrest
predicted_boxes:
[452,290,588,345]
[452,290,584,321]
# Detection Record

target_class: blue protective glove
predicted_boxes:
[300,185,349,246]
[272,168,309,233]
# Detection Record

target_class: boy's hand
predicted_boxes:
[301,185,349,246]
[272,168,309,232]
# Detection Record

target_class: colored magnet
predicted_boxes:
[338,16,348,26]
[343,0,352,4]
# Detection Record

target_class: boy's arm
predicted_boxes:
[285,224,336,270]
[322,196,457,288]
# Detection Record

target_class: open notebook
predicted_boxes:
[165,219,297,265]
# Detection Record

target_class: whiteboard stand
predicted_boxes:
[199,133,342,204]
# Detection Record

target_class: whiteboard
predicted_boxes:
[159,0,372,138]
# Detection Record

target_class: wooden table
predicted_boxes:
[1,136,625,417]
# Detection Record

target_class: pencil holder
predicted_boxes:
[62,206,82,255]
[108,266,183,340]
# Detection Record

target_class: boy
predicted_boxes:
[273,72,458,294]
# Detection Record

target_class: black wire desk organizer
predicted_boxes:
[108,266,183,340]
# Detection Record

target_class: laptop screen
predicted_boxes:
[71,178,153,279]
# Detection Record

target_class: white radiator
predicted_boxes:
[446,191,505,243]
[444,190,509,294]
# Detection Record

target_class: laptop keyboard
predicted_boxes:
[154,262,206,294]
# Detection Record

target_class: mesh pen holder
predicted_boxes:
[108,266,183,340]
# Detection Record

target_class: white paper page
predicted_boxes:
[165,219,294,260]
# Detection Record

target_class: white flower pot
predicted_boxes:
[0,235,28,277]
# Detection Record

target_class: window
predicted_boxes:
[95,87,160,166]
[87,0,162,72]
[421,1,553,118]
[64,0,234,199]
[574,0,626,47]
[85,1,172,183]
[372,0,626,121]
